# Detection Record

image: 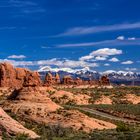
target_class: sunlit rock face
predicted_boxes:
[0,62,41,89]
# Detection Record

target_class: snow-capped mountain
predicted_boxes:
[38,66,140,85]
[102,70,140,82]
[38,66,100,80]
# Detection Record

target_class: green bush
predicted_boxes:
[116,122,131,132]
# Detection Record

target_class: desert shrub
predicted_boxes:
[116,122,131,132]
[14,133,29,140]
[47,90,55,95]
[2,132,29,140]
[66,100,76,105]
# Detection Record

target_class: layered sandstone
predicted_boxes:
[0,63,41,89]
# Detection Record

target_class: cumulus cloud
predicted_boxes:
[79,55,94,61]
[90,48,122,56]
[117,36,125,40]
[0,58,99,69]
[121,60,134,65]
[95,56,107,61]
[8,55,26,59]
[79,48,122,62]
[109,57,119,62]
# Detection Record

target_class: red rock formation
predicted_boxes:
[54,73,60,84]
[88,80,99,85]
[74,77,83,85]
[23,71,41,87]
[0,107,40,139]
[62,75,74,85]
[0,62,41,89]
[100,75,110,85]
[44,72,53,86]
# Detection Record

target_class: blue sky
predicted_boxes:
[0,0,140,72]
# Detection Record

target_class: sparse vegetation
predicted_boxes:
[79,104,140,121]
[47,90,56,95]
[116,122,131,132]
[1,86,140,139]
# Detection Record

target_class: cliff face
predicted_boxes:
[0,63,41,89]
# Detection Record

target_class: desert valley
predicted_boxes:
[0,62,139,140]
[0,1,140,139]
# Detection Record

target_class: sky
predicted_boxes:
[0,0,140,72]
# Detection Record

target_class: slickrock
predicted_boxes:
[50,90,91,105]
[94,96,113,104]
[28,109,116,133]
[3,88,116,133]
[122,94,140,104]
[6,87,61,114]
[0,107,39,139]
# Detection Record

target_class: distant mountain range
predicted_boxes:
[38,66,140,85]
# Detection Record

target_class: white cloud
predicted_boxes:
[79,55,94,61]
[128,37,136,40]
[0,59,33,66]
[57,38,140,48]
[103,70,116,74]
[117,36,125,40]
[79,48,122,62]
[55,22,140,37]
[104,63,110,66]
[61,59,99,68]
[95,56,107,61]
[90,48,122,56]
[109,57,119,62]
[8,55,26,59]
[0,58,99,69]
[121,60,134,65]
